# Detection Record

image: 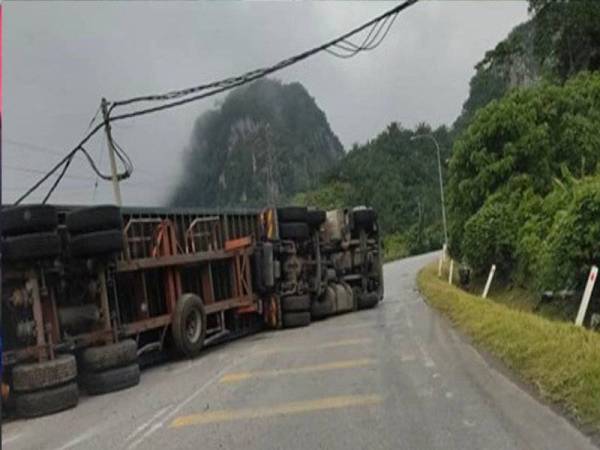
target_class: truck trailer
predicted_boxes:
[1,204,383,418]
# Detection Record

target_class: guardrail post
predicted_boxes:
[575,265,598,326]
[482,264,496,299]
[448,259,454,285]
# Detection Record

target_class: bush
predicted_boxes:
[537,176,600,291]
[461,191,521,275]
[448,72,600,260]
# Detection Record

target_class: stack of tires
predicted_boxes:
[277,206,310,241]
[351,207,377,233]
[65,205,124,258]
[281,294,311,328]
[78,340,140,395]
[277,207,328,327]
[64,206,140,394]
[1,204,62,265]
[1,205,80,417]
[12,355,79,418]
[277,206,316,329]
[351,207,380,310]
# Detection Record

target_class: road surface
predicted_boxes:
[3,253,597,450]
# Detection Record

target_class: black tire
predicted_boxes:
[70,230,123,257]
[357,292,379,309]
[311,295,334,320]
[66,205,122,234]
[1,204,58,236]
[282,311,311,328]
[12,354,77,392]
[277,207,307,223]
[172,293,207,357]
[279,222,309,240]
[81,363,140,395]
[2,232,61,262]
[353,208,376,228]
[80,340,138,372]
[281,295,310,312]
[15,382,79,418]
[306,209,326,226]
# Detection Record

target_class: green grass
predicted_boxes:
[418,262,600,430]
[382,233,409,263]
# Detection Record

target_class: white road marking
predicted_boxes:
[3,432,25,445]
[125,404,174,444]
[126,354,249,450]
[54,425,103,450]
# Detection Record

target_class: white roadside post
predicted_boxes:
[575,265,598,327]
[438,255,443,277]
[448,259,454,285]
[482,264,496,299]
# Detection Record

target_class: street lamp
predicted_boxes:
[410,134,448,248]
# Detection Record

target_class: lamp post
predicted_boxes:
[410,134,448,248]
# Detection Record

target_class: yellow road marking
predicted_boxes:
[169,394,382,428]
[255,338,372,356]
[219,358,376,383]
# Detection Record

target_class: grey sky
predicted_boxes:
[3,1,529,206]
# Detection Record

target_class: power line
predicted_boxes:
[4,164,92,181]
[15,0,420,205]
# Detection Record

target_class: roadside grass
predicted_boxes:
[461,272,577,322]
[382,233,409,263]
[418,262,600,430]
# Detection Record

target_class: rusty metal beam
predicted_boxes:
[117,248,253,273]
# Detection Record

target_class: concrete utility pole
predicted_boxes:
[411,134,448,247]
[101,98,122,206]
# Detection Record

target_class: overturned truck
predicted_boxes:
[1,204,383,418]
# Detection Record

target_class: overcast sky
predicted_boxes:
[3,1,529,206]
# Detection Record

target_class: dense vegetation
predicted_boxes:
[446,0,600,294]
[296,123,452,258]
[170,79,343,207]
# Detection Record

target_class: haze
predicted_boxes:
[3,1,529,206]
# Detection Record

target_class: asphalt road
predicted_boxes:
[3,252,597,450]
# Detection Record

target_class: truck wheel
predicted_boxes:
[279,222,309,240]
[2,232,61,262]
[66,205,122,234]
[282,312,311,328]
[306,209,326,226]
[80,340,138,372]
[172,293,207,357]
[277,207,307,223]
[15,382,78,418]
[352,209,376,228]
[81,363,140,395]
[281,295,310,312]
[1,204,58,236]
[70,230,123,257]
[311,295,334,320]
[12,354,77,392]
[358,292,379,309]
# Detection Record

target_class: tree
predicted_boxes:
[448,72,600,259]
[529,0,600,80]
